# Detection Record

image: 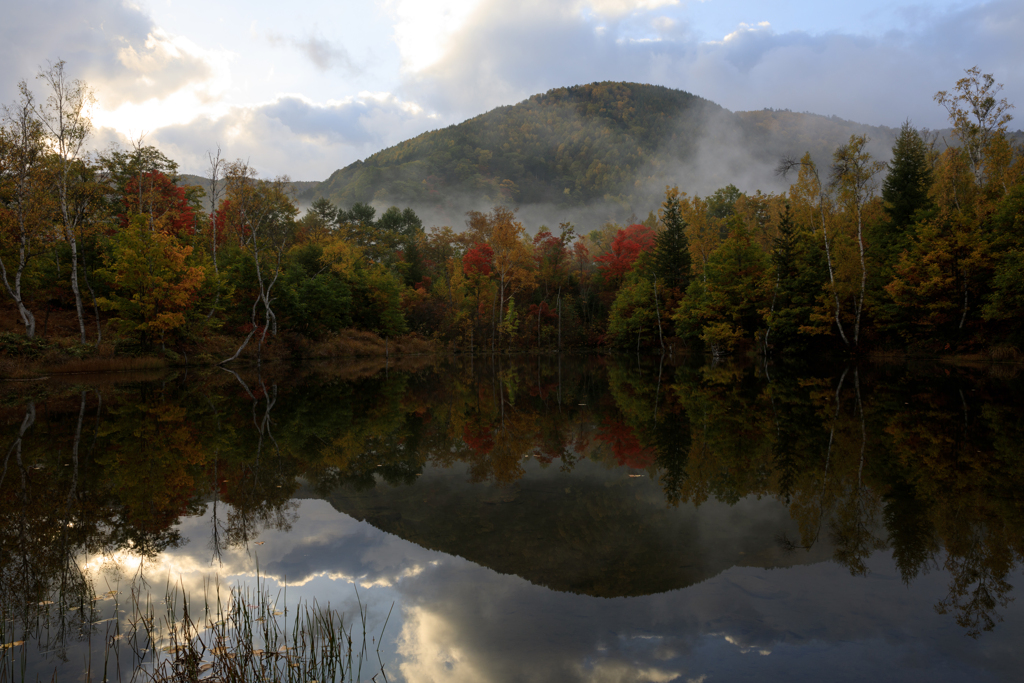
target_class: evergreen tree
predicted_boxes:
[766,205,826,351]
[654,186,692,292]
[881,121,933,247]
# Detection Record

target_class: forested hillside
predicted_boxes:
[314,82,901,221]
[2,64,1023,368]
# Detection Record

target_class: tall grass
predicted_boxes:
[0,572,388,683]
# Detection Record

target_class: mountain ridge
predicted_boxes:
[311,82,903,223]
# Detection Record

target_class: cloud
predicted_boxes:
[267,32,359,73]
[0,0,219,109]
[400,0,1024,130]
[136,92,436,179]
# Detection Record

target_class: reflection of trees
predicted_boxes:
[3,357,1024,640]
[0,395,95,660]
[828,368,888,575]
[219,368,297,547]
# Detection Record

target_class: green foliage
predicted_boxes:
[707,184,742,219]
[606,255,659,348]
[354,265,408,337]
[882,122,934,231]
[278,244,353,338]
[96,215,206,348]
[317,83,728,212]
[674,223,771,354]
[654,186,691,292]
[766,206,828,351]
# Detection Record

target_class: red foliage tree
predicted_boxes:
[462,242,494,276]
[594,224,655,284]
[118,170,199,236]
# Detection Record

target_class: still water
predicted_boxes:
[1,355,1022,682]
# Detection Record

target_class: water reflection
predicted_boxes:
[1,356,1023,680]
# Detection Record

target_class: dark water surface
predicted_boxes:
[2,355,1023,681]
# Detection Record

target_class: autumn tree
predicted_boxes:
[830,134,885,345]
[488,207,534,348]
[219,162,297,363]
[594,223,655,286]
[779,153,849,345]
[36,60,95,344]
[887,69,1019,341]
[935,66,1015,187]
[96,215,206,349]
[674,223,771,356]
[0,81,51,337]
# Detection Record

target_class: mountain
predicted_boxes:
[309,460,835,598]
[313,82,903,224]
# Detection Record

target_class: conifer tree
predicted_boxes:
[654,186,691,292]
[882,122,933,230]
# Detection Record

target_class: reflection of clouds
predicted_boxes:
[398,607,490,683]
[94,498,1024,683]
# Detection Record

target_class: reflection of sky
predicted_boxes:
[93,496,1024,683]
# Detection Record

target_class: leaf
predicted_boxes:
[0,641,25,650]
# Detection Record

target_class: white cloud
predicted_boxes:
[383,0,486,72]
[398,0,1024,130]
[140,92,436,179]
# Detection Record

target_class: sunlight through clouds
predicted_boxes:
[383,0,485,72]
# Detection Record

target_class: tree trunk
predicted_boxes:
[557,288,562,352]
[653,276,665,351]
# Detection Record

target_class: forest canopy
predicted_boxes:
[1,66,1023,362]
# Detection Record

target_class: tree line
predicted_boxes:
[1,64,1021,359]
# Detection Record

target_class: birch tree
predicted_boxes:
[830,135,885,346]
[220,162,297,364]
[778,153,850,346]
[36,60,94,344]
[0,81,51,337]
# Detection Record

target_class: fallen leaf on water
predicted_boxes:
[252,649,264,656]
[199,663,214,672]
[628,474,643,478]
[278,645,288,652]
[38,600,54,606]
[255,617,265,623]
[210,646,227,655]
[273,610,283,616]
[254,541,264,545]
[0,642,25,650]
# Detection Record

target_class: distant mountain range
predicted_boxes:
[179,81,1020,226]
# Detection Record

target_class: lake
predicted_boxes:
[1,355,1022,682]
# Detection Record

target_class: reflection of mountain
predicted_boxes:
[313,460,834,598]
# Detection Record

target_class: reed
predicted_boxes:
[0,571,386,683]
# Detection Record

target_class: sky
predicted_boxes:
[1,0,1021,181]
